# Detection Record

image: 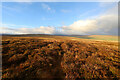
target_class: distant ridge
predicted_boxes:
[1,33,88,37]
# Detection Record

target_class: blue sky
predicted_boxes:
[1,2,118,35]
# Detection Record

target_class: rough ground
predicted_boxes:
[2,36,120,79]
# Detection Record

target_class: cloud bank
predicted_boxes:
[1,14,118,35]
[1,4,118,35]
[58,14,118,35]
[1,26,55,34]
[57,5,118,35]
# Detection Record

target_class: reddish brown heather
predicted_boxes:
[2,36,120,79]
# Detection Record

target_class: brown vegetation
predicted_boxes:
[2,36,120,79]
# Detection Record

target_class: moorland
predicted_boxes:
[1,34,120,79]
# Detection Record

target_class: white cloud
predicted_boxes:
[1,24,55,34]
[41,3,51,11]
[58,14,118,35]
[1,2,118,35]
[1,11,118,35]
[57,5,118,35]
[1,13,118,35]
[41,3,55,13]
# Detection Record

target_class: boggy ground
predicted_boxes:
[2,36,120,80]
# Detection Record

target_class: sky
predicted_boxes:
[1,2,118,35]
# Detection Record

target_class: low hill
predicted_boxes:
[69,35,119,42]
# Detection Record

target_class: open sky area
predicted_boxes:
[1,1,118,35]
